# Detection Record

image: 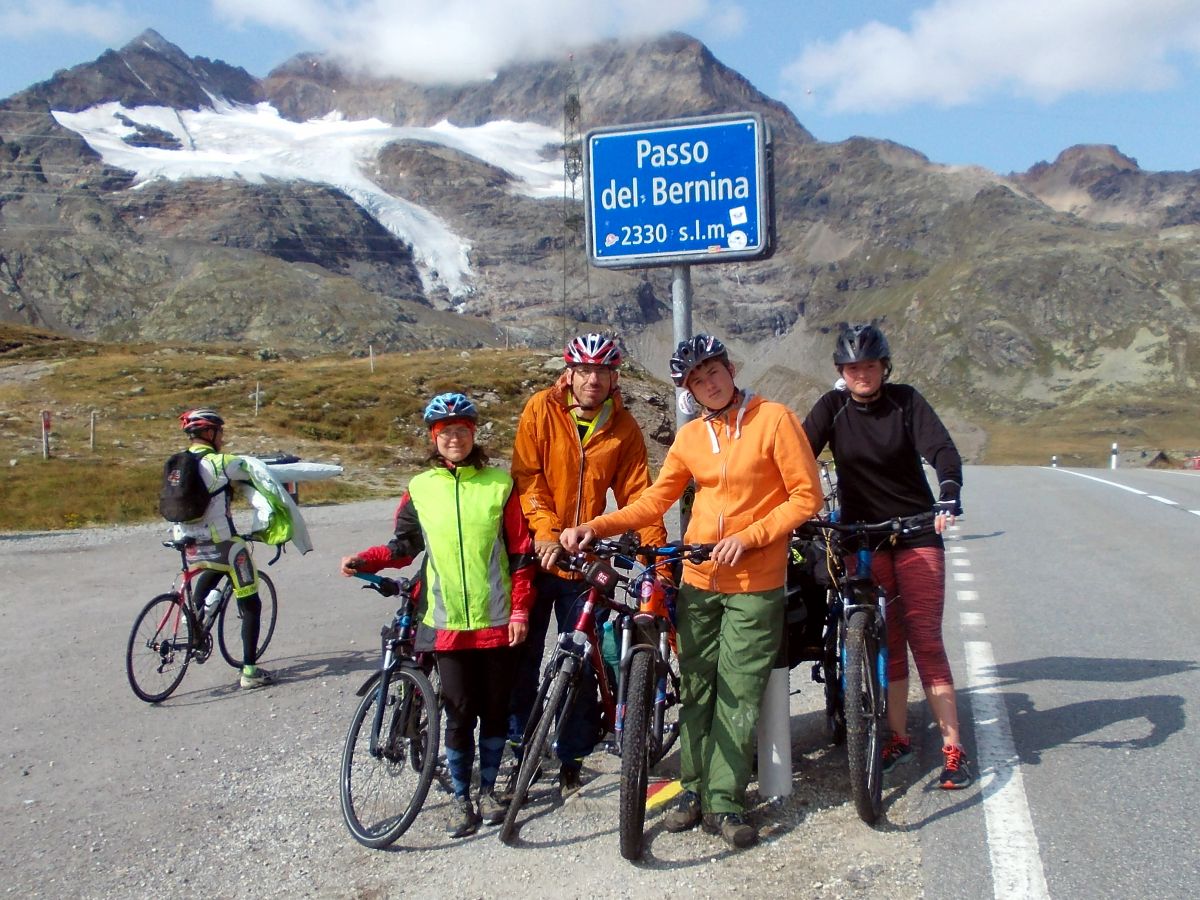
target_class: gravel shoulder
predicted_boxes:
[1,501,939,899]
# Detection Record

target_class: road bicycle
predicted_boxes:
[793,510,935,824]
[339,571,442,849]
[125,537,278,703]
[498,532,711,860]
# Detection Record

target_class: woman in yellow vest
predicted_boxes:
[341,392,535,838]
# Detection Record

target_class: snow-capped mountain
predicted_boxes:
[2,29,1199,427]
[52,100,565,300]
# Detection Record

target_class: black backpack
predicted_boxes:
[159,449,218,523]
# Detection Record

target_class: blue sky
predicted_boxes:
[2,0,1199,174]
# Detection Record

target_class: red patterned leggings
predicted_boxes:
[869,546,953,688]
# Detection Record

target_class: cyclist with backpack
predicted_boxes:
[340,393,535,838]
[163,409,274,689]
[560,334,823,849]
[802,323,972,790]
[508,332,666,795]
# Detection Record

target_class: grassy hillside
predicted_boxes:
[1,324,1195,531]
[0,324,679,531]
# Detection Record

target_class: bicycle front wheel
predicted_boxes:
[844,610,884,824]
[824,613,847,746]
[499,666,572,845]
[619,651,655,861]
[126,594,192,703]
[218,572,279,668]
[649,646,681,767]
[340,666,440,848]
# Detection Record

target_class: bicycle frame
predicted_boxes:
[349,573,425,756]
[799,511,935,823]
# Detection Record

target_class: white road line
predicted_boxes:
[965,640,1050,900]
[947,545,967,554]
[1147,495,1178,506]
[957,590,979,602]
[1191,510,1200,518]
[960,611,986,627]
[1048,468,1146,494]
[951,557,971,567]
[953,572,976,582]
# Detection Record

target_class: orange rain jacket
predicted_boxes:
[512,371,666,558]
[586,392,822,594]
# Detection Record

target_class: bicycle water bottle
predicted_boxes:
[202,588,222,621]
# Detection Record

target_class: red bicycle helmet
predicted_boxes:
[179,408,225,434]
[564,332,622,368]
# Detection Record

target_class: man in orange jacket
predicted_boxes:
[561,334,822,849]
[509,331,667,793]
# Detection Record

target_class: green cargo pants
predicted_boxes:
[676,584,785,814]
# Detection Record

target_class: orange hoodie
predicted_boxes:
[586,392,821,593]
[512,371,666,554]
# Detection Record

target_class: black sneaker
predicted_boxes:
[882,734,913,773]
[558,764,583,797]
[662,789,702,832]
[939,744,973,790]
[447,794,481,838]
[702,812,757,849]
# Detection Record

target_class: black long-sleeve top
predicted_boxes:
[802,383,963,550]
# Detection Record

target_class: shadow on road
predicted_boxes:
[981,655,1198,686]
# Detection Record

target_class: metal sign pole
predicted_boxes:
[672,264,695,540]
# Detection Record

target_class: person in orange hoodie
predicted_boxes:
[561,334,822,849]
[509,332,667,794]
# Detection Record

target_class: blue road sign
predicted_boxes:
[584,113,772,268]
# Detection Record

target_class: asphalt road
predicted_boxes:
[2,465,1198,898]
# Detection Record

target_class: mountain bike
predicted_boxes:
[339,571,442,849]
[125,537,278,703]
[793,511,935,824]
[497,532,711,859]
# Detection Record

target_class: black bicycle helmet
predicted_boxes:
[832,324,890,366]
[669,334,729,387]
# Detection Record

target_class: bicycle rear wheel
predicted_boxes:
[499,666,572,844]
[126,594,193,703]
[844,610,884,824]
[217,572,279,668]
[619,651,656,861]
[340,666,440,848]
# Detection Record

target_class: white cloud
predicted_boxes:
[211,0,725,82]
[0,0,130,40]
[783,0,1200,113]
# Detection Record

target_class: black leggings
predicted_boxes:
[192,570,260,667]
[436,646,516,752]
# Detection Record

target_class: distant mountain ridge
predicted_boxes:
[1,29,1198,460]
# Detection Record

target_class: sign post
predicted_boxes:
[584,112,774,540]
[41,410,51,459]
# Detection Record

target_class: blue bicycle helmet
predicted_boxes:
[422,392,478,425]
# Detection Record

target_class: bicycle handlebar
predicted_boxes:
[796,510,936,540]
[566,532,714,565]
[350,571,414,598]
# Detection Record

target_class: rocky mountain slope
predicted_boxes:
[1,29,1198,459]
